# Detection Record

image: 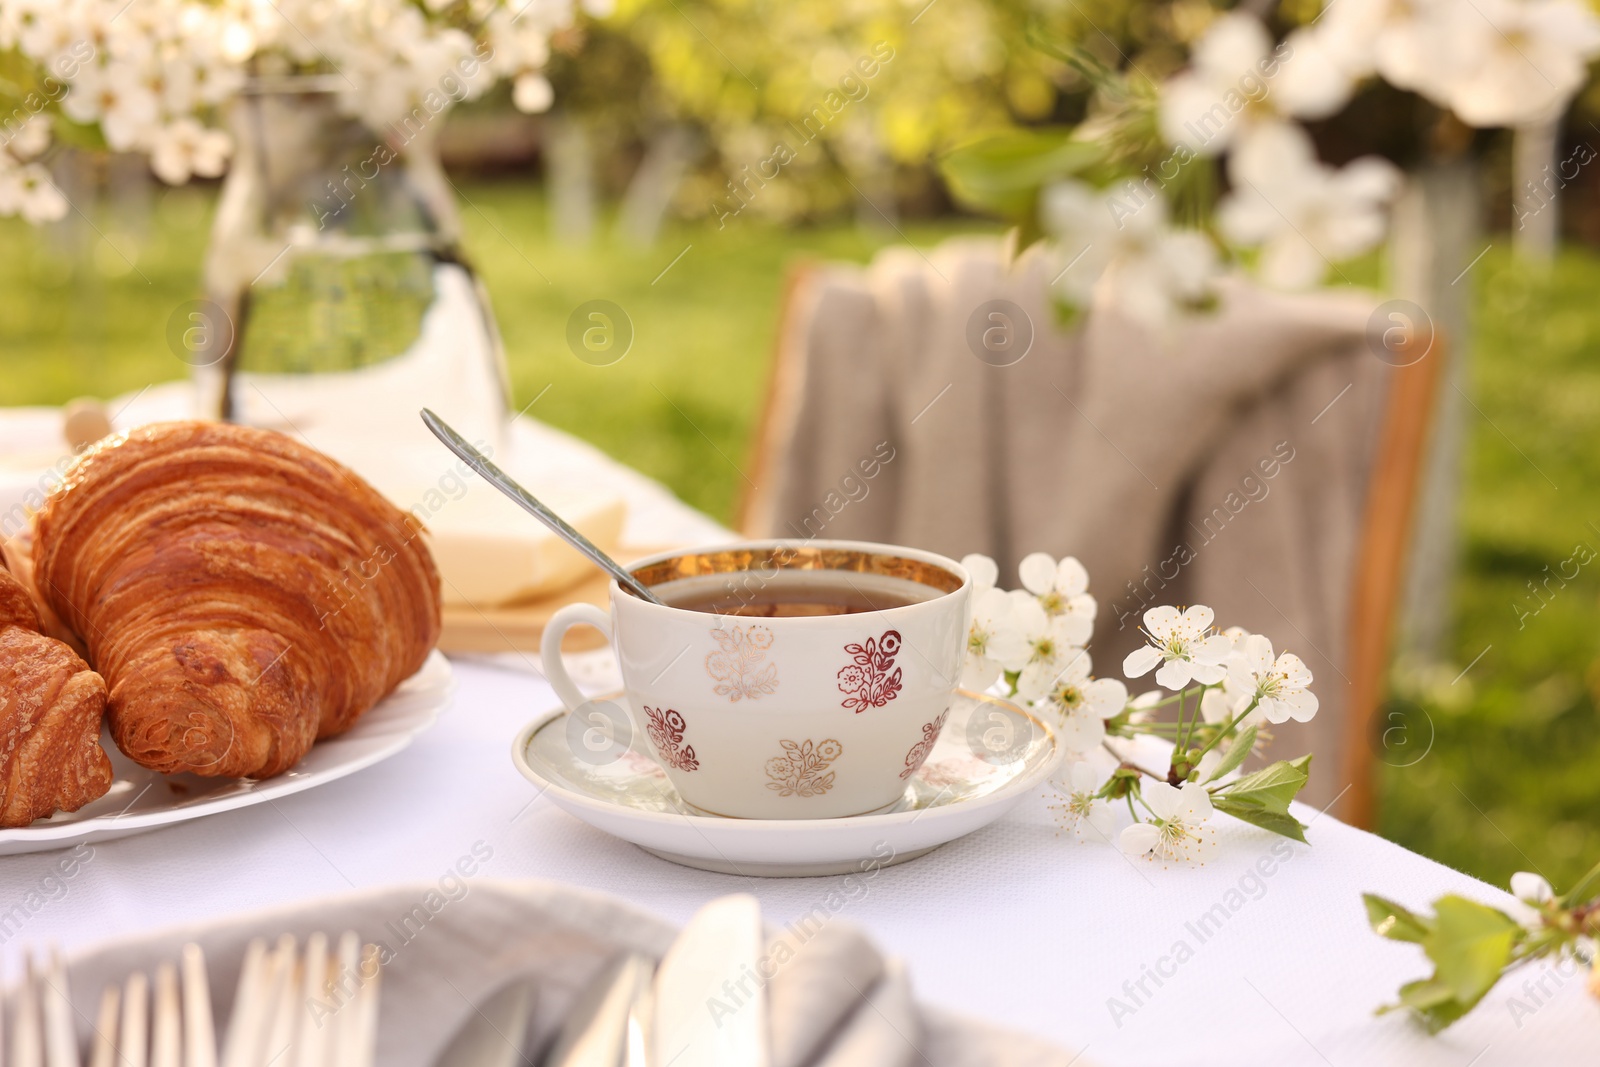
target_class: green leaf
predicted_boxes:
[1423,896,1521,1004]
[1378,978,1475,1034]
[939,130,1103,220]
[1363,893,1433,944]
[1212,796,1308,843]
[1212,754,1312,814]
[1204,725,1257,783]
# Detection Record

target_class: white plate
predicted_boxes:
[511,688,1062,877]
[0,650,455,855]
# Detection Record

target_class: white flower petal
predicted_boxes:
[1086,803,1118,842]
[1280,688,1319,723]
[1018,552,1058,596]
[1056,613,1094,646]
[1275,652,1313,688]
[1142,780,1182,820]
[1008,591,1050,637]
[1119,821,1161,857]
[1511,872,1555,905]
[1066,593,1098,621]
[1200,687,1233,724]
[1142,605,1183,637]
[1181,604,1216,633]
[1084,677,1127,719]
[961,657,1001,692]
[1155,658,1195,690]
[972,585,1012,622]
[1017,661,1058,703]
[1178,780,1214,822]
[1124,645,1163,679]
[1059,650,1093,685]
[989,628,1029,671]
[1056,556,1089,597]
[961,553,999,595]
[1059,709,1107,752]
[1241,634,1275,673]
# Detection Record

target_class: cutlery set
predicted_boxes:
[438,894,767,1067]
[3,935,380,1067]
[3,895,763,1067]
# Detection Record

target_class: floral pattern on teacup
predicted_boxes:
[838,629,903,713]
[707,625,778,701]
[765,738,842,797]
[644,706,699,772]
[900,709,949,779]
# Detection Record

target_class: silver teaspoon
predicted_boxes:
[420,409,666,606]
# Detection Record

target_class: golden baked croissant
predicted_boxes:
[0,564,112,827]
[34,421,443,779]
[0,558,40,633]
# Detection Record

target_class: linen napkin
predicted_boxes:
[47,879,1071,1066]
[749,237,1391,811]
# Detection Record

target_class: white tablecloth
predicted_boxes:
[0,395,1594,1066]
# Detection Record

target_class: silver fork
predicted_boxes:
[220,932,380,1067]
[8,935,379,1067]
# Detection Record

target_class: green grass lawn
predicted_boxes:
[2,180,1596,890]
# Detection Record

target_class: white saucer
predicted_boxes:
[511,688,1062,877]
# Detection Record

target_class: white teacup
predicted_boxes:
[541,540,971,819]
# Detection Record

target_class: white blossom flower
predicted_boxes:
[1312,0,1600,128]
[1119,780,1215,862]
[1010,592,1088,702]
[1049,761,1117,841]
[1440,0,1600,127]
[4,114,51,161]
[1123,604,1233,690]
[962,586,1025,691]
[1272,28,1361,120]
[1040,650,1127,752]
[0,161,68,222]
[1158,13,1356,157]
[1225,634,1318,724]
[1017,551,1095,641]
[1159,13,1276,155]
[0,0,577,218]
[1043,179,1220,326]
[149,119,230,185]
[64,61,161,151]
[1218,121,1400,290]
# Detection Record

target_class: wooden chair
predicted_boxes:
[741,243,1446,827]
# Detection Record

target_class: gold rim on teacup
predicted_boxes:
[627,543,965,602]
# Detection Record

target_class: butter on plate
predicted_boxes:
[311,435,628,609]
[417,485,626,607]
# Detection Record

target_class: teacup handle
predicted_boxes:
[540,603,614,713]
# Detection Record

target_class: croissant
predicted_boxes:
[34,421,443,779]
[0,564,112,827]
[0,557,40,633]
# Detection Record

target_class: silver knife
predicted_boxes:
[651,895,768,1067]
[542,954,655,1067]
